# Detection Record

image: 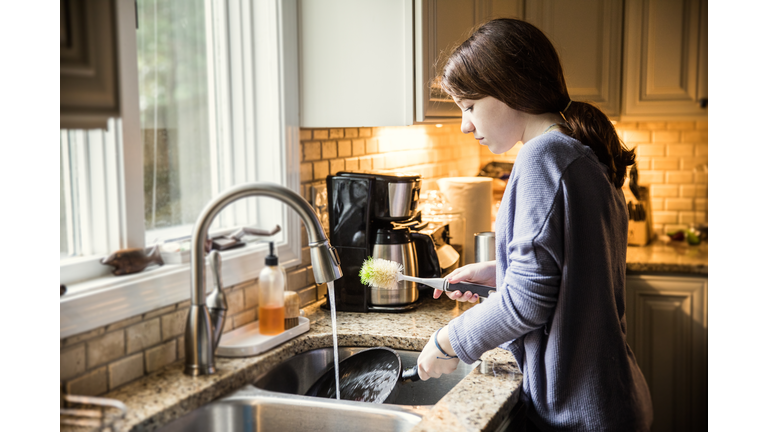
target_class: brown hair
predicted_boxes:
[440,18,634,188]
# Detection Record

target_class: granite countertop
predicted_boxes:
[626,239,708,275]
[98,295,522,432]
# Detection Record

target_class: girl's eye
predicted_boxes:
[463,106,473,112]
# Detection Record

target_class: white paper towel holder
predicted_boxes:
[437,177,493,265]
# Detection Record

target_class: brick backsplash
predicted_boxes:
[60,120,707,396]
[616,120,708,235]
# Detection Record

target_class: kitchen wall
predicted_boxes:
[60,120,707,396]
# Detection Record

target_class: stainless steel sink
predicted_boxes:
[254,347,478,406]
[157,347,478,432]
[155,385,422,432]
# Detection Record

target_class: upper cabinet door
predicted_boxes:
[414,0,524,123]
[525,0,623,118]
[299,0,414,128]
[61,0,121,130]
[622,0,708,118]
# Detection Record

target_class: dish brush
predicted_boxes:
[284,291,300,329]
[359,257,496,299]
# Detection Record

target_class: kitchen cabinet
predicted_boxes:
[524,0,624,118]
[414,0,524,123]
[418,0,624,120]
[526,0,707,120]
[622,0,708,119]
[299,0,707,127]
[299,0,414,127]
[299,0,523,127]
[60,0,121,130]
[626,274,707,432]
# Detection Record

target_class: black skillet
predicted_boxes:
[304,347,420,403]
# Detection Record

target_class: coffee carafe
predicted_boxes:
[370,227,419,307]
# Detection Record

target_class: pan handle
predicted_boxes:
[401,365,421,383]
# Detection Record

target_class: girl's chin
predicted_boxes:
[488,144,508,155]
[487,141,519,155]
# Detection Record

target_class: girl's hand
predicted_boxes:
[417,328,459,380]
[434,260,497,302]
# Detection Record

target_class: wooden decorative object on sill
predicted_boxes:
[101,245,164,276]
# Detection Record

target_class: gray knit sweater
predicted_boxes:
[448,132,653,431]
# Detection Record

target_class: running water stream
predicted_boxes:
[327,281,341,400]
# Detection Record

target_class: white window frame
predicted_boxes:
[60,0,302,339]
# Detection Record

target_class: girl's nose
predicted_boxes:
[460,115,474,134]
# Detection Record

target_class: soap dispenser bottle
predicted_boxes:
[258,242,286,335]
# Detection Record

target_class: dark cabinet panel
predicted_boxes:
[626,275,707,432]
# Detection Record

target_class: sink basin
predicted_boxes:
[157,346,478,432]
[254,347,478,406]
[156,385,422,432]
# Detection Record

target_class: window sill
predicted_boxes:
[60,236,301,339]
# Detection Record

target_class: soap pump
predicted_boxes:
[258,242,286,335]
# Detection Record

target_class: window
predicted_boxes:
[60,0,301,338]
[138,0,213,241]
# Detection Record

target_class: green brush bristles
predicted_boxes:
[359,257,402,289]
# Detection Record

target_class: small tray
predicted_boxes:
[215,317,310,357]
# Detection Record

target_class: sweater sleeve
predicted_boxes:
[448,141,569,363]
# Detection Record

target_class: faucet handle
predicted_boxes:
[206,250,227,313]
[210,250,223,292]
[206,250,228,350]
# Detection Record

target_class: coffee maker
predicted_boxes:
[326,171,442,312]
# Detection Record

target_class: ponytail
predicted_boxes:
[561,101,635,188]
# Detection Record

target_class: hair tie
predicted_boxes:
[559,100,572,121]
[434,327,458,360]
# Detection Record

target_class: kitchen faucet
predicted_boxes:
[184,182,343,376]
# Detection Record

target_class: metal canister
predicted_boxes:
[474,232,496,263]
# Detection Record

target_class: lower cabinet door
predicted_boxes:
[626,274,707,432]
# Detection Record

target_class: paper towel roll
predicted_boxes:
[437,177,493,265]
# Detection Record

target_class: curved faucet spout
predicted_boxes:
[184,182,342,376]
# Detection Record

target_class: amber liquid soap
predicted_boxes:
[259,305,285,335]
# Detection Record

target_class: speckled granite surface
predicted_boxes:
[626,239,708,274]
[85,295,522,432]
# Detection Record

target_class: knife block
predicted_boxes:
[624,187,652,246]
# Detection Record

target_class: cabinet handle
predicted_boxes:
[699,98,708,108]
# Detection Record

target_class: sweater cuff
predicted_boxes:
[447,313,480,364]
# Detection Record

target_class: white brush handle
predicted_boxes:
[397,273,445,291]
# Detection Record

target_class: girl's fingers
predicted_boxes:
[446,268,472,283]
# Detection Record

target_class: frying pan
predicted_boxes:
[304,347,420,403]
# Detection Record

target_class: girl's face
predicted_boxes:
[453,96,526,154]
